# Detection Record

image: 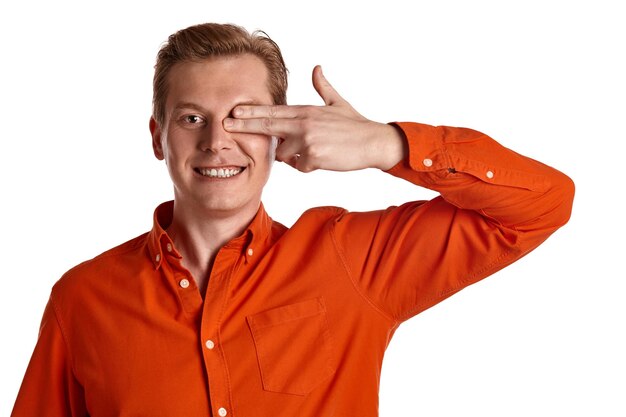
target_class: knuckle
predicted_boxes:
[301,130,318,148]
[268,105,278,118]
[299,118,313,132]
[261,118,273,133]
[298,161,317,173]
[305,145,320,160]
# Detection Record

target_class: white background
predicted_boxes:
[1,0,624,415]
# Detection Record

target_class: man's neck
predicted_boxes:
[166,199,260,296]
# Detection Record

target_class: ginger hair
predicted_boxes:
[152,23,288,125]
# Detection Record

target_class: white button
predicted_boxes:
[166,243,173,252]
[179,279,190,289]
[155,254,161,263]
[205,339,215,349]
[247,248,254,256]
[218,407,227,416]
[486,170,494,179]
[423,158,433,167]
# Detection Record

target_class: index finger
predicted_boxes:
[223,116,293,137]
[232,104,303,119]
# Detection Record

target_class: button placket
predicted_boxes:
[200,248,237,417]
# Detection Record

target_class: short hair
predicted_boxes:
[152,23,288,125]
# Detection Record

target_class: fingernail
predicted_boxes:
[223,118,234,128]
[233,107,243,117]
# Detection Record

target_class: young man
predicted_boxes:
[12,23,574,417]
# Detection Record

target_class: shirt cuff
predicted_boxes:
[387,121,550,192]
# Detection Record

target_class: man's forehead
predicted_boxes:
[168,56,269,87]
[165,56,273,108]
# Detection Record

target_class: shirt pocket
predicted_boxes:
[246,297,336,396]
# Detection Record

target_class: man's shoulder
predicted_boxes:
[296,206,348,223]
[291,205,396,229]
[284,206,348,236]
[52,232,151,295]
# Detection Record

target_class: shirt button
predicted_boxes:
[166,243,173,252]
[205,339,215,350]
[218,408,227,417]
[155,254,161,263]
[247,248,254,256]
[486,170,494,179]
[179,278,190,289]
[423,158,433,167]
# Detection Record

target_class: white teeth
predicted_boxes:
[198,167,242,178]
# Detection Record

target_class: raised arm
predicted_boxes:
[330,122,574,321]
[225,66,575,321]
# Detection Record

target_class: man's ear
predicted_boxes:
[149,117,165,160]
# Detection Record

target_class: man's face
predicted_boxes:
[151,54,276,217]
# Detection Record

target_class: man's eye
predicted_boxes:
[185,115,203,124]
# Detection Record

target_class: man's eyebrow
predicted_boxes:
[172,100,263,112]
[173,102,207,112]
[234,100,262,107]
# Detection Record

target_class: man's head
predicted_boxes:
[152,23,288,127]
[149,23,287,218]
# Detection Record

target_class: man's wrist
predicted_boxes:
[371,123,407,171]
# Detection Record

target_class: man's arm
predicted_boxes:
[225,66,574,321]
[332,122,573,320]
[11,300,87,417]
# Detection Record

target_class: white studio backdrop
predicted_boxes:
[1,0,624,415]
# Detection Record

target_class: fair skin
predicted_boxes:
[225,65,406,172]
[150,54,406,294]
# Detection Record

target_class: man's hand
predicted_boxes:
[223,65,406,172]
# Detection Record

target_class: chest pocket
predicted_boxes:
[246,297,336,396]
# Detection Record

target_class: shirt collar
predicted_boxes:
[146,201,273,269]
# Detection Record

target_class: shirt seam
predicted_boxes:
[248,309,325,329]
[328,219,399,327]
[49,291,81,383]
[74,233,149,270]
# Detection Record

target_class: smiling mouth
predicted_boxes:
[195,167,244,179]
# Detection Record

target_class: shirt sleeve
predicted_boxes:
[330,122,575,323]
[11,298,87,417]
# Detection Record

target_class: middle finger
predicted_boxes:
[232,104,305,119]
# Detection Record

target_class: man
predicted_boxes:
[11,23,574,417]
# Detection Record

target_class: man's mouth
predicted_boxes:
[194,167,244,179]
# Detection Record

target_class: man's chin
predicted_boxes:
[192,196,260,218]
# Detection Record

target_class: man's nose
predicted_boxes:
[199,118,234,153]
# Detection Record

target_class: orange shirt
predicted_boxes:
[12,122,574,417]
